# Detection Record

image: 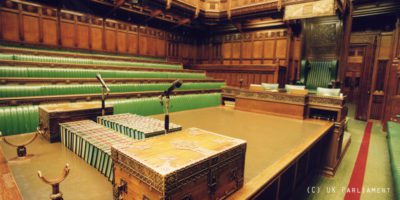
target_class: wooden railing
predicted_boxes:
[189,64,286,87]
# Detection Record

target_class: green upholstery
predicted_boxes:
[0,66,206,79]
[0,105,39,135]
[0,44,165,62]
[0,53,181,70]
[0,82,225,98]
[299,60,338,90]
[387,121,400,200]
[0,93,222,136]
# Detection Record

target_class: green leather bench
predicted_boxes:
[0,53,181,70]
[0,82,225,98]
[0,44,165,62]
[0,93,222,136]
[387,121,400,200]
[298,60,339,91]
[0,66,206,79]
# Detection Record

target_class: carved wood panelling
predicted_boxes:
[191,64,287,87]
[197,29,289,65]
[0,0,196,61]
[284,0,337,20]
[383,19,400,128]
[304,17,342,59]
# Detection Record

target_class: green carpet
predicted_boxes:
[298,104,394,200]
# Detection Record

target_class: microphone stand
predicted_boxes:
[160,79,182,134]
[160,94,170,134]
[101,86,106,116]
[164,95,170,134]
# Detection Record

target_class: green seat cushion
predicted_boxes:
[316,87,341,97]
[0,82,224,98]
[387,121,400,200]
[3,53,181,70]
[0,66,206,79]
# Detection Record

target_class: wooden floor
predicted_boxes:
[0,148,22,200]
[0,106,332,199]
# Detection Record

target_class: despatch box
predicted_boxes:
[111,127,247,200]
[39,102,113,143]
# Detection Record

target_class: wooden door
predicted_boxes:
[354,44,376,121]
[343,46,364,103]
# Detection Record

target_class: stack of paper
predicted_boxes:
[60,120,133,181]
[98,113,182,139]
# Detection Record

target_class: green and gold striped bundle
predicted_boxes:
[60,120,133,181]
[97,113,182,139]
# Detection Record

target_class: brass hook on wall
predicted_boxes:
[38,163,70,200]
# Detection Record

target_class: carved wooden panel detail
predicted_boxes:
[284,0,336,20]
[304,17,342,59]
[0,0,198,61]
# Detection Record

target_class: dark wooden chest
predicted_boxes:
[39,102,113,143]
[112,127,247,200]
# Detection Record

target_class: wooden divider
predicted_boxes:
[190,64,286,87]
[0,0,197,63]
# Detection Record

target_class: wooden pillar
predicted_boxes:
[17,3,24,42]
[56,8,62,47]
[38,7,44,43]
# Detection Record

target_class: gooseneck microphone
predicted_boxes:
[96,73,110,116]
[96,73,110,94]
[162,79,183,97]
[160,79,183,134]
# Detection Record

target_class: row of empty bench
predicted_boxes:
[0,44,224,136]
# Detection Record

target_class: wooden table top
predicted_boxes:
[113,128,246,176]
[39,102,111,113]
[154,106,333,199]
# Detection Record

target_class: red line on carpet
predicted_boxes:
[344,122,373,200]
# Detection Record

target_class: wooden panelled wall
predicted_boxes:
[190,64,287,87]
[194,29,301,85]
[196,29,291,65]
[348,32,394,121]
[369,32,393,120]
[0,0,196,63]
[384,19,400,128]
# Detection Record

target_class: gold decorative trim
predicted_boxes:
[308,95,345,107]
[113,144,246,196]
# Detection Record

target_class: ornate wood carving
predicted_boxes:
[303,16,342,59]
[0,0,198,61]
[284,0,337,20]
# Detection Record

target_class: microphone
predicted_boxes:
[159,95,164,106]
[162,79,183,97]
[96,73,110,94]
